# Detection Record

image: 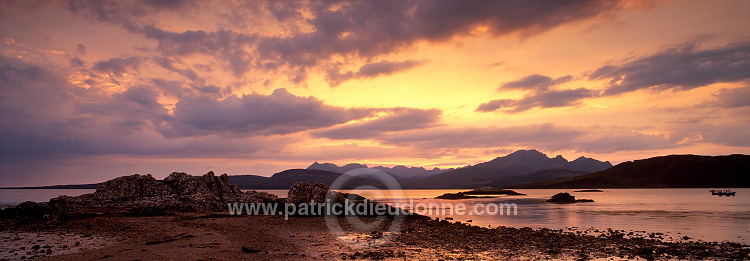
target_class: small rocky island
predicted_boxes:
[546,192,595,204]
[436,186,525,199]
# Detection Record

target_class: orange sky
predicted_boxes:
[1,0,749,186]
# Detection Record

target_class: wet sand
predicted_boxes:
[1,213,749,260]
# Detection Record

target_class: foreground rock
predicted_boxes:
[286,182,367,204]
[547,192,594,204]
[0,172,279,223]
[436,186,525,199]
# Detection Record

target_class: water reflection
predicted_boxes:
[347,188,750,244]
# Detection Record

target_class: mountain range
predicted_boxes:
[513,154,750,188]
[306,162,452,178]
[12,150,749,190]
[396,150,612,188]
[233,149,611,189]
[6,150,609,190]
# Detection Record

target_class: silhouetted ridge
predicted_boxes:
[306,162,451,178]
[398,150,611,189]
[228,169,386,189]
[514,154,750,188]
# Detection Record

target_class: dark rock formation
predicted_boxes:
[164,172,261,203]
[1,172,279,222]
[284,182,366,204]
[436,187,525,199]
[286,182,342,204]
[546,192,594,204]
[93,174,173,200]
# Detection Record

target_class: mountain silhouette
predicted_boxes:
[307,162,451,178]
[398,149,612,188]
[227,169,386,189]
[513,154,750,188]
[4,150,611,190]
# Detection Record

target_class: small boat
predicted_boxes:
[710,189,736,197]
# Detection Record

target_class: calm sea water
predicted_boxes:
[256,188,750,244]
[0,189,95,207]
[3,188,748,243]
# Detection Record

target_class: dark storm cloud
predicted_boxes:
[477,87,598,113]
[500,74,572,92]
[63,0,625,83]
[162,88,377,138]
[0,56,388,159]
[92,57,144,75]
[312,108,441,139]
[1,56,97,159]
[326,60,424,86]
[592,42,750,95]
[479,41,750,113]
[256,0,621,71]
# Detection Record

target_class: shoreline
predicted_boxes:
[2,212,748,260]
[3,188,749,246]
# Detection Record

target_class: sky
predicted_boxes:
[1,0,749,186]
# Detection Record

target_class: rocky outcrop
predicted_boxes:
[546,192,594,204]
[436,187,526,199]
[163,171,270,203]
[1,172,279,222]
[286,182,350,204]
[93,174,173,200]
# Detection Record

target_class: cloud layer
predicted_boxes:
[478,42,750,113]
[61,0,626,85]
[592,42,750,95]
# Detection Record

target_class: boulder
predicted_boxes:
[547,192,577,203]
[546,192,594,204]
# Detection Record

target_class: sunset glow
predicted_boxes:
[1,0,749,186]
